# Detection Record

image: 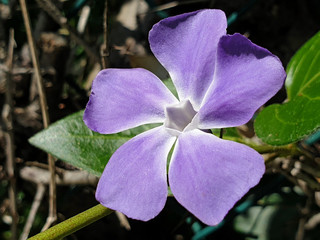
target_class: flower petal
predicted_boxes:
[84,68,178,134]
[169,129,265,225]
[96,126,176,221]
[149,9,227,109]
[198,33,286,129]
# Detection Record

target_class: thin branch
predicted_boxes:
[2,28,18,240]
[19,184,46,240]
[296,216,307,240]
[20,166,99,186]
[21,166,128,231]
[295,198,311,240]
[115,211,131,231]
[77,5,91,34]
[41,155,57,230]
[305,212,320,230]
[34,0,100,64]
[219,128,224,139]
[267,158,311,196]
[19,0,49,128]
[294,161,320,178]
[19,0,57,229]
[100,0,109,69]
[290,168,320,191]
[25,161,65,176]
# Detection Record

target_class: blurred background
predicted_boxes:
[0,0,320,239]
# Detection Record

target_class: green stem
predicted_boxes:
[28,204,113,240]
[246,142,300,155]
[223,136,301,156]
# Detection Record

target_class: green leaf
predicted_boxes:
[255,96,320,145]
[286,31,320,99]
[29,111,158,176]
[163,78,178,98]
[211,127,242,139]
[255,31,320,145]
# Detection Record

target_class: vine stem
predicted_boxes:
[222,136,301,156]
[28,204,113,240]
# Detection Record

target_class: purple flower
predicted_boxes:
[84,9,285,225]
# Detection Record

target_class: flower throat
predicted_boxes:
[164,100,197,136]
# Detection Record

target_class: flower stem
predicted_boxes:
[247,143,300,155]
[28,204,113,240]
[223,136,301,156]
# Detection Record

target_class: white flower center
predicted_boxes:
[164,100,198,136]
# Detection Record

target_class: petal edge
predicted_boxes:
[149,9,227,109]
[169,130,265,225]
[84,68,178,134]
[96,126,176,221]
[198,33,286,129]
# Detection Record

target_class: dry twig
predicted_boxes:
[100,0,109,69]
[19,167,101,237]
[19,0,57,230]
[19,184,46,240]
[305,212,320,230]
[291,168,320,191]
[20,166,99,186]
[98,2,131,230]
[115,211,131,231]
[2,28,18,240]
[294,161,320,178]
[295,198,311,240]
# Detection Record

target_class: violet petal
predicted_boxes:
[169,129,265,225]
[96,126,176,221]
[198,33,286,129]
[149,9,227,109]
[84,68,178,134]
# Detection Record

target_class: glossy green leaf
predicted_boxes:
[29,111,158,176]
[255,31,320,145]
[255,96,320,145]
[286,31,320,99]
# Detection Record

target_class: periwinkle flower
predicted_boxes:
[84,9,286,225]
